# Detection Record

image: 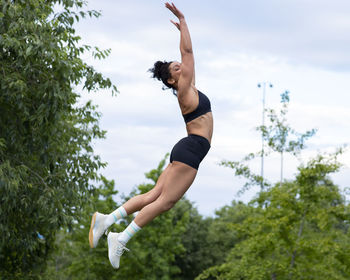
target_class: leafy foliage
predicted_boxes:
[220,155,268,194]
[213,91,349,279]
[206,201,252,266]
[44,175,120,280]
[258,91,316,156]
[45,155,189,280]
[197,149,350,280]
[0,0,116,277]
[2,2,348,279]
[258,90,316,185]
[173,199,213,280]
[116,156,188,280]
[221,90,316,193]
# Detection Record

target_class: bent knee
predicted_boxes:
[160,199,177,212]
[143,189,161,205]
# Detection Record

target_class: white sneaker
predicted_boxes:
[89,212,108,248]
[107,232,130,269]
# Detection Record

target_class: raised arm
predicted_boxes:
[166,2,195,91]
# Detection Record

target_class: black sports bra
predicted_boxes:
[182,90,212,123]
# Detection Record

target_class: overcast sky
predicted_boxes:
[74,0,350,216]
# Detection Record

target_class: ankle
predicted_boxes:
[105,206,128,228]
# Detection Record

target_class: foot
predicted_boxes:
[89,212,108,248]
[107,232,130,269]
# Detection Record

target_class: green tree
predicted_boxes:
[213,89,349,279]
[44,176,121,280]
[206,201,252,267]
[197,149,350,280]
[111,155,188,280]
[221,91,316,193]
[174,201,253,279]
[0,0,116,277]
[45,155,189,280]
[257,91,316,186]
[173,199,213,280]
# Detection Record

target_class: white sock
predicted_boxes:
[117,220,141,245]
[104,206,127,228]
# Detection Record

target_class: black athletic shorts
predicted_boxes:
[169,134,211,170]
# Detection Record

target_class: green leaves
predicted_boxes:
[211,90,350,279]
[257,91,317,156]
[0,0,117,276]
[220,159,268,194]
[222,90,318,195]
[199,150,350,279]
[44,156,190,280]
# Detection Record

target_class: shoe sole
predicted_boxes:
[89,212,97,248]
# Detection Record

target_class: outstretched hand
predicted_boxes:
[165,2,184,30]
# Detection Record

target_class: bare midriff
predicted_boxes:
[185,112,213,144]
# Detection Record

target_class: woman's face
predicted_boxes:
[168,61,181,83]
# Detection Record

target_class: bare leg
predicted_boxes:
[134,161,197,227]
[89,164,175,249]
[122,163,172,215]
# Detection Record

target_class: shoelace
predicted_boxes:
[115,242,130,256]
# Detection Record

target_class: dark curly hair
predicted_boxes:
[149,60,176,95]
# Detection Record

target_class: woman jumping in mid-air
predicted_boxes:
[89,2,213,269]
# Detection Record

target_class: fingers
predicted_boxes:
[171,3,182,15]
[170,20,180,30]
[165,2,172,10]
[171,2,177,10]
[165,2,183,19]
[165,2,175,14]
[172,3,180,14]
[166,2,180,30]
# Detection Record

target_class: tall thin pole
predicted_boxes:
[261,82,266,189]
[280,151,283,187]
[257,82,273,190]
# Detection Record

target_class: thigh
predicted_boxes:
[159,161,197,203]
[145,163,172,198]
